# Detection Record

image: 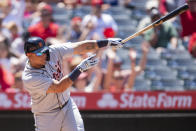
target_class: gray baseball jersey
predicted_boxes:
[22,43,73,113]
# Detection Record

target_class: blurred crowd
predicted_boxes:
[0,0,196,93]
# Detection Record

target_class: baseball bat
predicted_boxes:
[121,4,189,44]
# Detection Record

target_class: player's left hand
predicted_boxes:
[108,38,123,49]
[77,54,99,72]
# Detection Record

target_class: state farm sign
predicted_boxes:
[0,92,31,110]
[1,91,196,110]
[119,92,192,109]
[71,91,196,110]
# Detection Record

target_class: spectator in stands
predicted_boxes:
[10,31,30,58]
[103,42,149,92]
[5,71,25,93]
[3,22,28,73]
[144,8,178,52]
[0,34,24,73]
[23,0,37,19]
[9,31,30,73]
[159,0,186,15]
[137,0,159,31]
[23,0,39,30]
[0,13,11,41]
[0,36,12,71]
[188,33,196,58]
[81,0,118,40]
[102,49,126,92]
[0,38,15,91]
[70,56,102,92]
[124,42,150,91]
[5,22,20,43]
[0,64,14,91]
[62,0,79,9]
[0,0,25,33]
[123,0,157,10]
[28,3,59,41]
[65,16,90,42]
[180,0,196,48]
[103,27,116,39]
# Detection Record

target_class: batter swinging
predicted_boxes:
[22,37,122,131]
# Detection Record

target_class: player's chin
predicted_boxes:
[40,59,47,65]
[42,60,47,65]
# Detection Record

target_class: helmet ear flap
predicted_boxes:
[46,49,50,61]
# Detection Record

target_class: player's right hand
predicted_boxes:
[108,38,123,49]
[77,54,99,72]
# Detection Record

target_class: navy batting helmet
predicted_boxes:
[24,37,49,55]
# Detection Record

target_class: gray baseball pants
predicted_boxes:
[34,98,84,131]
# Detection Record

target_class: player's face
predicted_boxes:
[27,52,47,68]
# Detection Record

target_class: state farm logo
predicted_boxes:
[0,93,12,108]
[119,93,192,108]
[97,93,118,108]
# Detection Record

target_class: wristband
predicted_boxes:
[97,40,109,48]
[68,67,82,81]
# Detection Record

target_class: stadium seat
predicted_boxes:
[167,58,196,70]
[118,25,137,35]
[177,66,196,80]
[146,59,167,69]
[145,67,177,80]
[136,47,160,60]
[116,18,137,27]
[151,79,184,91]
[52,5,68,15]
[161,49,192,60]
[106,6,132,16]
[133,78,151,91]
[184,79,196,90]
[53,14,71,25]
[72,6,91,17]
[131,9,148,21]
[177,69,192,80]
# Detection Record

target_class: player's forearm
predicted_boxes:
[73,39,112,55]
[46,76,73,93]
[47,66,82,93]
[73,40,99,54]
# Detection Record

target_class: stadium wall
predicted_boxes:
[0,110,195,131]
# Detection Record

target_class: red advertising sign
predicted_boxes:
[0,91,196,110]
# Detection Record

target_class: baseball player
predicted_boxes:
[22,36,123,131]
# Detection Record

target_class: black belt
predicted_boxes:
[59,99,69,109]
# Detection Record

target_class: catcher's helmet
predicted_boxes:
[24,37,49,55]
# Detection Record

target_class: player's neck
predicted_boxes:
[29,61,45,69]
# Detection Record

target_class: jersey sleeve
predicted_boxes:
[22,72,54,96]
[50,43,74,59]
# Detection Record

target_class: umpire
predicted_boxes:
[22,36,122,131]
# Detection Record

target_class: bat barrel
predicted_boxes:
[160,4,189,23]
[121,4,189,44]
